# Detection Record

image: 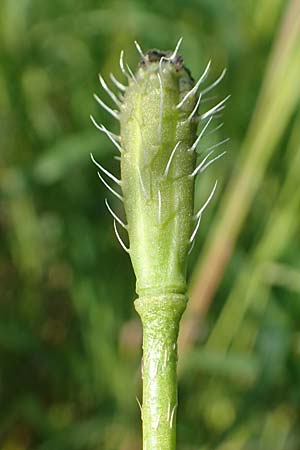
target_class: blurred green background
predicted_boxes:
[1,0,300,449]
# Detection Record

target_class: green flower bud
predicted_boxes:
[120,49,200,297]
[91,42,228,293]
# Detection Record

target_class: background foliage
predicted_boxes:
[1,0,300,449]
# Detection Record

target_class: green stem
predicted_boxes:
[135,295,187,450]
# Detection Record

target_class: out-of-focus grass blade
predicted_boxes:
[179,0,300,353]
[206,109,300,352]
[181,349,259,382]
[33,131,109,184]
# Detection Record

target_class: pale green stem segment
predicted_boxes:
[135,295,187,450]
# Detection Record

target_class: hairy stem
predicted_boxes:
[135,295,187,450]
[91,43,226,450]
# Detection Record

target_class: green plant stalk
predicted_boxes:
[120,50,198,450]
[135,295,186,450]
[92,43,225,450]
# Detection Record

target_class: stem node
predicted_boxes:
[135,295,187,450]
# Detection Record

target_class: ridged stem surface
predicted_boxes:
[135,295,187,450]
